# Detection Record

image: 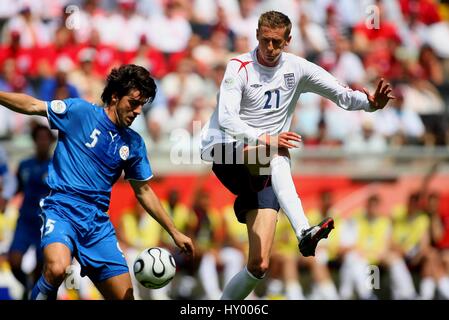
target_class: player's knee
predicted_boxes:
[44,261,69,284]
[247,258,269,279]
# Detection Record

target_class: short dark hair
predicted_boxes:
[258,11,292,38]
[101,64,157,106]
[31,124,54,142]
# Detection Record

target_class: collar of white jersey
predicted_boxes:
[252,47,285,71]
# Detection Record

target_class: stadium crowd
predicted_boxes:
[1,0,449,300]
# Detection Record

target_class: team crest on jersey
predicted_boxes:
[119,145,129,160]
[284,73,296,89]
[50,100,67,114]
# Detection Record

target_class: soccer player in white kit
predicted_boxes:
[200,11,395,300]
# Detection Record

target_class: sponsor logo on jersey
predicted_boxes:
[50,100,67,114]
[284,73,296,89]
[250,84,262,88]
[223,77,235,90]
[119,145,129,160]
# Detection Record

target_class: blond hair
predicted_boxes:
[258,11,292,38]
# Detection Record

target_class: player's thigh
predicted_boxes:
[245,208,278,266]
[94,272,134,300]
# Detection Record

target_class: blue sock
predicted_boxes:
[30,276,58,300]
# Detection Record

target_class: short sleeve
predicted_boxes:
[123,135,153,181]
[46,98,84,132]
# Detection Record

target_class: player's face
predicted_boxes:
[256,25,291,67]
[115,89,148,127]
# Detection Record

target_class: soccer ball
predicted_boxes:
[133,247,176,289]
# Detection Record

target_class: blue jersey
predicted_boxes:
[45,98,152,213]
[17,157,51,224]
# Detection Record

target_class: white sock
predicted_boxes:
[390,259,417,299]
[437,276,449,299]
[198,253,222,299]
[270,156,310,239]
[221,266,261,300]
[420,277,436,300]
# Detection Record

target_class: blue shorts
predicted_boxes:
[40,196,129,283]
[9,216,43,262]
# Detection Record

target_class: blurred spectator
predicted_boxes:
[302,118,341,147]
[373,87,425,146]
[0,59,35,139]
[399,0,441,25]
[69,0,106,45]
[0,146,17,213]
[202,62,226,111]
[210,5,237,52]
[7,125,54,300]
[116,201,162,300]
[38,25,80,78]
[418,44,445,87]
[1,5,51,49]
[192,29,232,73]
[185,188,224,299]
[38,56,80,101]
[0,31,40,77]
[401,77,447,146]
[68,48,104,105]
[110,0,147,53]
[130,35,168,79]
[297,11,329,61]
[229,0,260,49]
[392,192,449,299]
[147,91,193,144]
[145,0,192,55]
[161,57,205,106]
[353,1,403,80]
[344,117,388,153]
[319,35,366,87]
[82,29,121,77]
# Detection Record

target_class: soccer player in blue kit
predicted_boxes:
[0,64,195,300]
[8,124,54,299]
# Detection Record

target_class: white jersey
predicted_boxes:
[200,48,374,161]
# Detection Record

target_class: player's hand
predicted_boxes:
[172,230,195,257]
[363,78,395,110]
[260,132,302,149]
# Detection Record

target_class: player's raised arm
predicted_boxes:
[129,179,195,256]
[300,59,394,112]
[0,91,47,116]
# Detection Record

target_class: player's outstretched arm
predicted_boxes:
[362,78,395,111]
[130,179,195,256]
[0,91,47,116]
